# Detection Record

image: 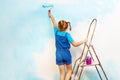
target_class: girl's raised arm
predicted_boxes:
[48,10,57,27]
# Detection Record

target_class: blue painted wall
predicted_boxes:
[0,0,120,80]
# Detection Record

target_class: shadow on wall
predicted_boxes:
[70,46,82,64]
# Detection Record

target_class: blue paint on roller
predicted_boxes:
[42,3,54,9]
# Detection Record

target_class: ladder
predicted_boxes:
[71,19,108,80]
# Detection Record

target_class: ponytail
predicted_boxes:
[67,22,72,31]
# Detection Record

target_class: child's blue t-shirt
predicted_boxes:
[54,27,74,43]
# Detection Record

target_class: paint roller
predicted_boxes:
[42,3,53,9]
[42,3,53,13]
[42,3,54,19]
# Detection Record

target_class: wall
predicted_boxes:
[0,0,120,80]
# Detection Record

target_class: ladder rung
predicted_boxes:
[80,62,99,67]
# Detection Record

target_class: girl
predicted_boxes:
[48,11,87,80]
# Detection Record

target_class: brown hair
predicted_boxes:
[58,20,72,31]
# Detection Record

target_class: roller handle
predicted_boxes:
[48,10,51,13]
